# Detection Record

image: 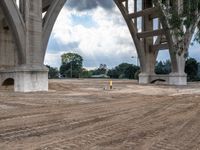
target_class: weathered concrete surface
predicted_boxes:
[0,65,48,92]
[0,9,18,68]
[14,65,48,92]
[139,73,187,85]
[0,0,49,92]
[0,0,69,92]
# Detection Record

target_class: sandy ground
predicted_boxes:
[0,79,200,150]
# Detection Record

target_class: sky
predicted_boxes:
[44,0,200,70]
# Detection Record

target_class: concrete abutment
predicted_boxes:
[139,73,187,85]
[0,0,49,92]
[0,66,48,92]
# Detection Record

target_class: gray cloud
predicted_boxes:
[66,0,115,11]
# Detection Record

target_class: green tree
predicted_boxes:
[107,69,120,78]
[116,63,131,78]
[80,68,93,78]
[153,0,200,55]
[153,0,200,74]
[60,53,83,78]
[185,58,199,81]
[92,64,107,75]
[46,65,59,79]
[155,60,171,74]
[107,63,140,79]
[124,65,140,79]
[134,70,141,80]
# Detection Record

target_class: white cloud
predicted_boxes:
[45,5,137,68]
[45,2,200,69]
[44,52,62,68]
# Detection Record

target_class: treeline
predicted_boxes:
[155,58,200,81]
[47,53,140,80]
[82,63,140,79]
[47,53,200,81]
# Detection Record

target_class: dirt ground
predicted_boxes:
[0,79,200,150]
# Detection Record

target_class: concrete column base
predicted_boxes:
[139,73,150,84]
[139,73,187,85]
[168,73,187,86]
[0,65,48,92]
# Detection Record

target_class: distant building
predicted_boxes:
[91,74,109,78]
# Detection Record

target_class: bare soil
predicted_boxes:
[0,79,200,150]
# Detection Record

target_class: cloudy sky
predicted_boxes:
[44,0,199,69]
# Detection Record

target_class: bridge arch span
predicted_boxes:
[0,0,191,92]
[42,0,67,58]
[43,0,187,86]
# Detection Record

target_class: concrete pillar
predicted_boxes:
[0,0,48,92]
[139,0,156,84]
[24,0,43,65]
[0,17,18,68]
[17,0,48,92]
[115,0,187,85]
[169,52,187,85]
[0,66,48,92]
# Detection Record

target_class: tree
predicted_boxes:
[80,68,93,78]
[116,63,130,76]
[134,70,141,80]
[107,69,120,78]
[46,65,59,79]
[107,63,140,79]
[61,53,83,65]
[153,0,200,51]
[60,53,83,78]
[153,0,200,73]
[155,60,171,74]
[185,58,199,81]
[92,64,108,75]
[124,65,140,79]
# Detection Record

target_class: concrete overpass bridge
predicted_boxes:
[0,0,188,92]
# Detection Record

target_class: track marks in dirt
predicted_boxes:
[0,80,200,150]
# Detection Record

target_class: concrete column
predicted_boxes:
[115,0,187,85]
[17,0,48,92]
[0,0,48,92]
[25,0,43,65]
[169,52,187,85]
[0,10,18,69]
[139,0,156,84]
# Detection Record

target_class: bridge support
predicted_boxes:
[0,66,48,92]
[0,0,49,92]
[0,0,190,92]
[139,73,187,85]
[0,0,68,92]
[115,0,187,85]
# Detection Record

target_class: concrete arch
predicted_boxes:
[42,0,155,79]
[42,0,144,67]
[0,0,26,64]
[0,72,15,86]
[0,0,190,92]
[114,0,187,85]
[2,78,14,86]
[114,0,146,72]
[42,0,67,59]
